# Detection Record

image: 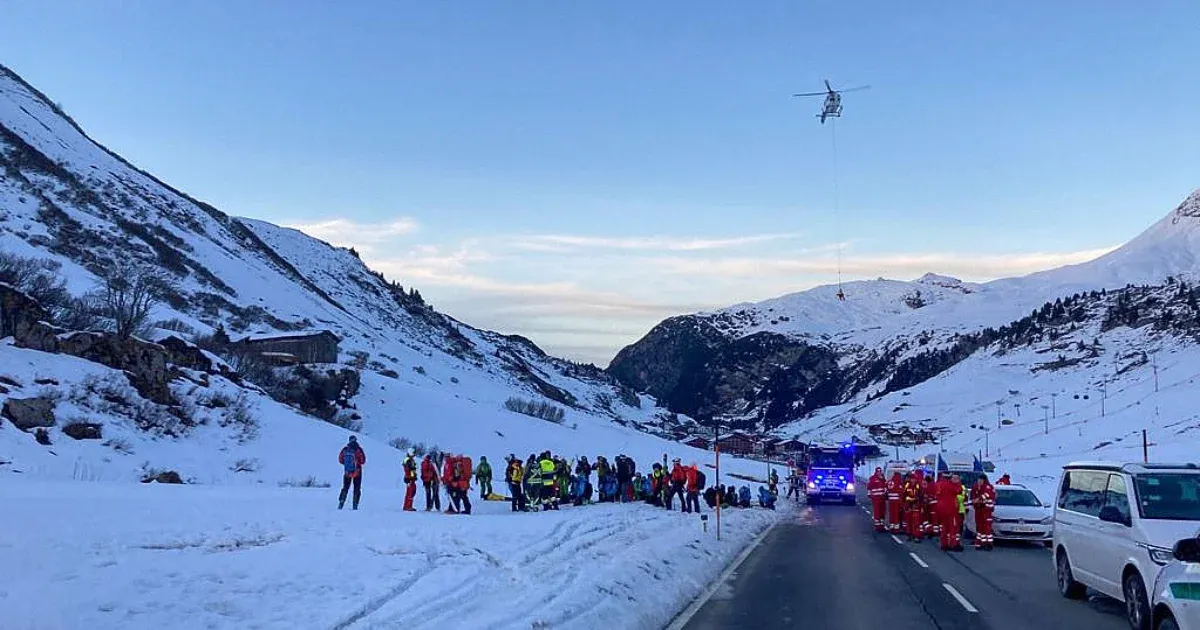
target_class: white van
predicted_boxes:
[1052,462,1200,630]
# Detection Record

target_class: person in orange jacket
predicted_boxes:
[667,458,687,511]
[401,448,417,512]
[971,474,996,551]
[337,436,366,510]
[997,473,1011,485]
[886,471,904,534]
[904,471,925,542]
[923,472,939,539]
[446,454,472,515]
[867,467,887,532]
[936,473,965,552]
[683,464,702,513]
[420,453,441,512]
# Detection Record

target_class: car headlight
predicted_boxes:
[1145,545,1174,566]
[846,482,855,492]
[807,481,816,489]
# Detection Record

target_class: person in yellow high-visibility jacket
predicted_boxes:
[955,474,968,543]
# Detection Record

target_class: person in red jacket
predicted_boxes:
[904,471,925,542]
[441,454,459,514]
[683,464,702,513]
[997,473,1011,485]
[420,453,441,512]
[923,473,939,540]
[886,471,904,534]
[401,448,417,512]
[867,468,887,532]
[337,436,366,510]
[936,473,965,552]
[972,475,996,551]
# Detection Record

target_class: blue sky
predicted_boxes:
[4,1,1199,364]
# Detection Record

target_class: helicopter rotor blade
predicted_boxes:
[824,79,833,92]
[792,92,827,97]
[837,85,871,93]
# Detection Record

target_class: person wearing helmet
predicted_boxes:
[402,447,418,512]
[338,435,366,510]
[421,452,441,511]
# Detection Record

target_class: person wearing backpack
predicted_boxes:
[684,464,704,513]
[337,436,366,510]
[475,456,493,499]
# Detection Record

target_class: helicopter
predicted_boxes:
[793,80,870,124]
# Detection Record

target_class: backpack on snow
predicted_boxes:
[695,470,706,490]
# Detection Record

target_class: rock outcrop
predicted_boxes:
[2,396,56,430]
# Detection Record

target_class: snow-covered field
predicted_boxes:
[0,480,777,630]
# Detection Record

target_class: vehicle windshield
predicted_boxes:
[1133,473,1200,520]
[809,452,851,469]
[996,488,1041,507]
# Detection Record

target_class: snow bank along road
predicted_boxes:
[679,495,1129,630]
[0,481,777,630]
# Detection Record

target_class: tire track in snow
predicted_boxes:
[329,553,437,630]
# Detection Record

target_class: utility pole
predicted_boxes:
[711,414,722,541]
[1051,393,1057,419]
[981,427,990,458]
[1042,405,1049,434]
[995,401,1002,429]
[1101,381,1107,417]
[1015,402,1021,418]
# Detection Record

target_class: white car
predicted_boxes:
[1151,537,1200,630]
[1052,462,1200,630]
[966,483,1053,545]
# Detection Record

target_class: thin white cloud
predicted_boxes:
[506,232,804,252]
[284,217,419,250]
[650,247,1116,280]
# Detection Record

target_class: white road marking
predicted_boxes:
[891,534,904,545]
[942,583,979,613]
[909,552,929,568]
[664,519,779,630]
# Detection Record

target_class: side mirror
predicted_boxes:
[1098,506,1130,526]
[1174,538,1200,563]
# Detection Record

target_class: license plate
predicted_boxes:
[1009,525,1035,533]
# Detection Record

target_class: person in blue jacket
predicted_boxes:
[738,485,752,508]
[758,485,777,510]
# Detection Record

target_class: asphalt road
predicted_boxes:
[679,498,1130,630]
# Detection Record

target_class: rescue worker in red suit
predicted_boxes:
[420,453,441,511]
[886,471,904,534]
[401,449,418,512]
[903,471,924,542]
[936,473,965,552]
[923,472,939,539]
[971,474,996,551]
[997,473,1011,485]
[867,468,887,532]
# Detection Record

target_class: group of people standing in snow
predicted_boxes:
[866,467,999,551]
[336,436,782,516]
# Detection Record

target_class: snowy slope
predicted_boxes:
[612,189,1200,430]
[784,281,1200,500]
[0,480,776,630]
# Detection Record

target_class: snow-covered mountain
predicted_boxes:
[0,63,705,483]
[610,189,1200,434]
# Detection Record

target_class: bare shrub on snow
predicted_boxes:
[389,437,427,456]
[91,262,174,339]
[217,392,259,440]
[71,374,186,436]
[278,476,330,488]
[102,437,134,454]
[230,458,259,473]
[504,396,566,424]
